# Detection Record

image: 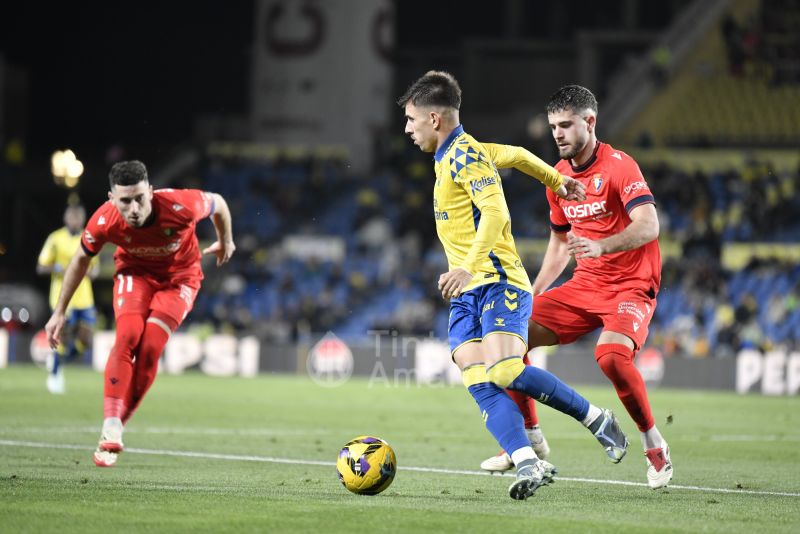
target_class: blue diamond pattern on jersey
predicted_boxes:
[450,146,484,179]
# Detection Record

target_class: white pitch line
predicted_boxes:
[1,439,798,498]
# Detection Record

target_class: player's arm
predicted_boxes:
[36,263,62,276]
[531,231,571,295]
[45,247,93,348]
[483,143,585,201]
[202,193,236,266]
[567,203,659,259]
[439,191,507,299]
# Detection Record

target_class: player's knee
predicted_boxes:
[486,356,525,388]
[461,364,488,388]
[115,332,139,352]
[596,344,634,382]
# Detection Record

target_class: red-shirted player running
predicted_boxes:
[481,85,672,489]
[45,160,235,467]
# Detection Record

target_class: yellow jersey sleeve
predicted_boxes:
[453,155,510,275]
[482,143,563,193]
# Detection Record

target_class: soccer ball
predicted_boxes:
[336,436,397,495]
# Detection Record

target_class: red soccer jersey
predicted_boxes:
[548,142,661,294]
[81,189,214,285]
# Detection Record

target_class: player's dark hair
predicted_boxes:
[546,85,598,116]
[109,160,148,189]
[396,70,462,110]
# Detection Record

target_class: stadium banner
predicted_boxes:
[410,338,799,396]
[92,331,260,378]
[2,329,798,395]
[736,348,800,396]
[250,0,394,172]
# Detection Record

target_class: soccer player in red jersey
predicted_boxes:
[45,160,235,467]
[481,85,672,488]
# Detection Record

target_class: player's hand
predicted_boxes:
[203,240,236,266]
[45,311,66,349]
[438,268,473,300]
[566,232,604,259]
[555,176,586,202]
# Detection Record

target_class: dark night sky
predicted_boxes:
[1,2,255,160]
[2,1,687,159]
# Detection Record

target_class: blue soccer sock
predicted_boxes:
[49,351,61,375]
[487,356,590,422]
[462,364,531,456]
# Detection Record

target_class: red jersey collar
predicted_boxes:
[569,141,602,173]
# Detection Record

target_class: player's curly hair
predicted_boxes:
[109,160,148,189]
[397,70,462,110]
[546,85,598,116]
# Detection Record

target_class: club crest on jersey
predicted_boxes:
[592,174,603,192]
[98,215,106,226]
[162,227,176,237]
[172,203,184,212]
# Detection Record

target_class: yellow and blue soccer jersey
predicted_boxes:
[38,227,96,311]
[433,125,561,294]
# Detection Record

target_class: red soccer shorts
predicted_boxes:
[112,272,199,327]
[531,279,657,350]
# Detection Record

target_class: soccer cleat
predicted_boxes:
[93,448,119,467]
[481,451,513,472]
[508,459,557,500]
[590,408,628,463]
[98,422,124,453]
[480,426,550,472]
[46,372,65,395]
[645,442,673,489]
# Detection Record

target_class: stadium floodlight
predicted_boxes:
[51,149,84,188]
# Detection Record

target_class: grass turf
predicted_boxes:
[1,365,799,533]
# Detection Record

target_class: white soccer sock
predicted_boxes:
[102,417,123,436]
[510,446,538,466]
[640,426,664,450]
[581,404,603,427]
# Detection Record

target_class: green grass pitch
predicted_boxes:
[1,365,799,533]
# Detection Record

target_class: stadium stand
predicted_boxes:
[622,0,800,147]
[178,136,800,360]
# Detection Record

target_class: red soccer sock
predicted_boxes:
[122,313,175,425]
[506,353,539,428]
[103,314,145,419]
[595,343,654,432]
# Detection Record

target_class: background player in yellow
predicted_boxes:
[37,204,99,394]
[398,71,629,501]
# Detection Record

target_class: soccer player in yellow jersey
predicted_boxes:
[399,71,628,500]
[37,204,98,394]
